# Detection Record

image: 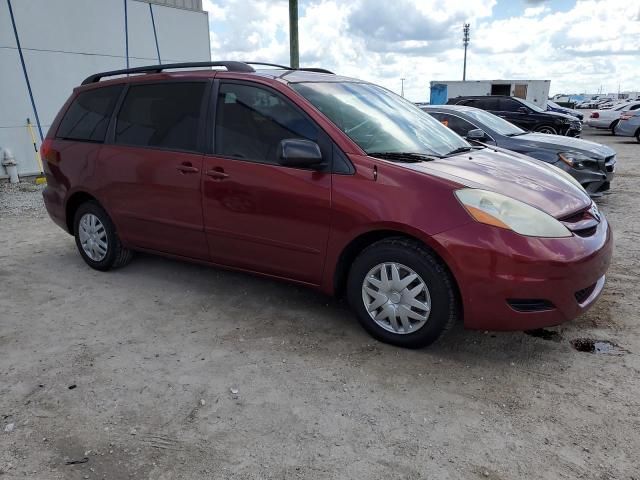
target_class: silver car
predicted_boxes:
[614,111,640,142]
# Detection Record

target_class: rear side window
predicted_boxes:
[115,82,206,151]
[57,85,123,142]
[475,98,500,110]
[214,83,318,164]
[428,113,476,136]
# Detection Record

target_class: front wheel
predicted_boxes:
[347,238,459,349]
[610,120,619,135]
[73,201,132,271]
[535,125,557,134]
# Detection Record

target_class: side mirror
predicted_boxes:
[278,139,324,169]
[466,128,486,140]
[518,106,529,114]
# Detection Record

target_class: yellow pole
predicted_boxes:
[26,118,46,184]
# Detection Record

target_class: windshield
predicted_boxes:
[547,101,561,108]
[518,98,545,113]
[291,82,469,157]
[462,108,525,136]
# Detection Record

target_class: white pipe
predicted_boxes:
[1,148,20,184]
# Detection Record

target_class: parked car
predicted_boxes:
[587,101,640,133]
[547,100,584,121]
[614,111,640,142]
[446,95,582,137]
[422,105,615,196]
[41,61,612,349]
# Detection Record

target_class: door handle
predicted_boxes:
[206,168,229,180]
[177,164,199,174]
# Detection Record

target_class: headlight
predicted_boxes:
[455,189,571,238]
[558,151,591,169]
[555,118,571,124]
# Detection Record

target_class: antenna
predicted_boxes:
[401,78,406,97]
[462,23,470,81]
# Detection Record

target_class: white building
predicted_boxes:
[1,0,210,178]
[430,80,551,108]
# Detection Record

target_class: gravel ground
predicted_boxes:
[1,129,639,480]
[0,182,46,218]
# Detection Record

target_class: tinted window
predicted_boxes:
[474,98,500,110]
[115,82,205,151]
[57,85,123,142]
[215,83,318,164]
[498,98,524,112]
[428,112,477,136]
[630,104,640,111]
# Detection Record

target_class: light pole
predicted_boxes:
[289,0,299,69]
[401,78,405,97]
[462,23,470,81]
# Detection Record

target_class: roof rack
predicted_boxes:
[244,62,334,74]
[81,61,335,85]
[81,61,255,85]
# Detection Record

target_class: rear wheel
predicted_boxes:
[347,238,459,349]
[73,202,132,271]
[535,125,557,134]
[610,120,619,135]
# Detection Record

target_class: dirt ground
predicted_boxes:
[1,128,639,480]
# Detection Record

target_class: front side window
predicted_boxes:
[115,82,206,151]
[57,85,123,142]
[214,83,318,164]
[291,82,468,157]
[499,98,524,112]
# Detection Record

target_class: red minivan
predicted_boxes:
[42,61,612,348]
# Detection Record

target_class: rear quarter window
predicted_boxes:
[56,85,124,142]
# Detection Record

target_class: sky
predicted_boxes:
[202,0,640,102]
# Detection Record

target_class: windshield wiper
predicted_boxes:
[368,152,439,162]
[444,146,475,156]
[506,132,527,137]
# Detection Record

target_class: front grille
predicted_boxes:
[575,283,597,304]
[559,206,599,238]
[507,299,555,312]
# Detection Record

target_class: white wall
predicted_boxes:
[433,80,551,107]
[0,0,210,177]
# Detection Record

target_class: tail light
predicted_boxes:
[590,112,599,118]
[40,138,59,166]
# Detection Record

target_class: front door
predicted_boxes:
[202,81,332,285]
[101,81,210,260]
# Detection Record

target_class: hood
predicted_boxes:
[400,148,591,218]
[547,110,580,122]
[517,133,615,158]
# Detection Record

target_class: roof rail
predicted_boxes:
[81,61,255,85]
[244,62,334,74]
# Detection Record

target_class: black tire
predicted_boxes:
[610,120,619,135]
[73,201,132,271]
[346,237,459,349]
[534,125,557,135]
[636,129,640,143]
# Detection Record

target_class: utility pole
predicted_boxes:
[401,78,405,97]
[462,23,470,81]
[289,0,299,69]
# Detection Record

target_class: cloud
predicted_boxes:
[204,0,640,100]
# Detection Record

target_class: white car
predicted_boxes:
[586,101,640,133]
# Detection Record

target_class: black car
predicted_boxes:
[446,95,582,137]
[423,105,615,196]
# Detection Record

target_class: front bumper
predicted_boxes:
[433,216,613,331]
[565,123,582,137]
